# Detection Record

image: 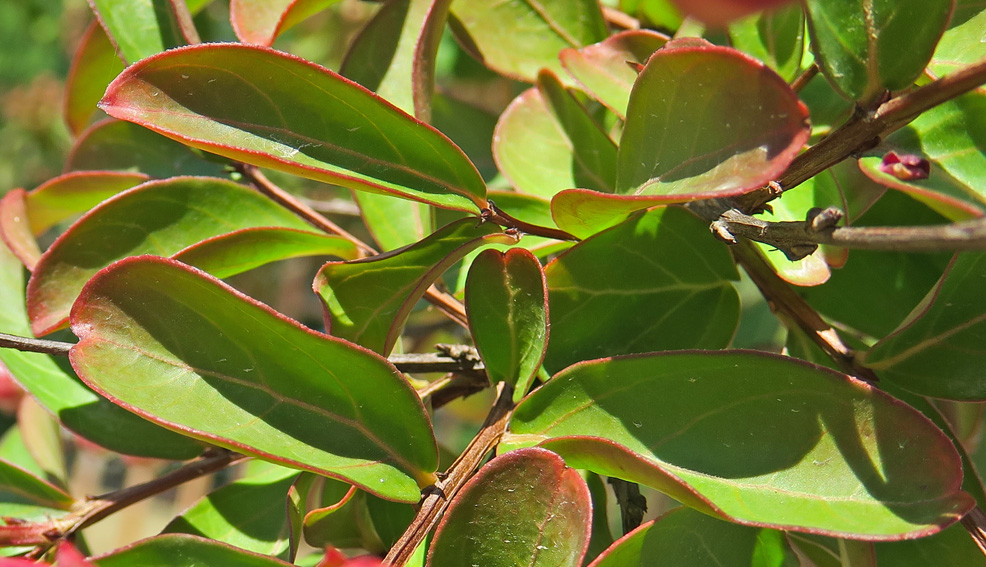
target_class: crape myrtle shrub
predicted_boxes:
[2,0,986,565]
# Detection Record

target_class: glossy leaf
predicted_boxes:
[586,507,799,567]
[559,30,668,119]
[866,251,986,400]
[173,228,359,279]
[230,0,343,46]
[314,218,516,355]
[506,351,974,538]
[89,0,191,63]
[803,0,953,102]
[98,44,487,213]
[728,3,805,82]
[0,458,73,521]
[70,256,438,502]
[929,2,986,82]
[164,460,299,558]
[63,20,125,136]
[66,119,230,179]
[544,207,739,372]
[92,534,295,567]
[27,176,312,336]
[427,448,591,567]
[450,0,608,81]
[465,248,548,401]
[0,171,148,269]
[0,239,203,459]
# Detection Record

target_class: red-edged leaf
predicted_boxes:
[231,0,342,46]
[70,256,438,502]
[91,534,295,567]
[314,218,517,355]
[505,351,974,539]
[465,248,548,401]
[63,20,126,136]
[672,0,796,27]
[427,447,591,567]
[98,44,487,213]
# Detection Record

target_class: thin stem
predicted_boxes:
[790,63,819,93]
[384,383,515,566]
[484,201,581,242]
[0,332,72,357]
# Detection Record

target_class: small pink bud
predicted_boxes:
[879,151,930,181]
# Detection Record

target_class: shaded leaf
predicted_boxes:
[173,228,359,279]
[875,522,986,566]
[303,479,363,549]
[466,248,548,401]
[27,176,311,336]
[544,207,739,372]
[0,239,203,459]
[727,3,805,82]
[449,0,608,82]
[506,351,974,538]
[866,251,986,400]
[803,0,953,102]
[314,218,516,355]
[586,507,800,567]
[89,0,191,63]
[929,2,986,83]
[63,20,125,136]
[66,119,230,179]
[99,44,487,213]
[0,458,73,521]
[92,534,295,567]
[164,460,299,558]
[70,256,438,502]
[559,30,668,119]
[16,397,66,488]
[230,0,343,46]
[427,447,591,567]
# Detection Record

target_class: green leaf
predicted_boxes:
[230,0,343,46]
[728,3,806,82]
[303,479,363,549]
[544,207,739,372]
[803,0,953,102]
[586,508,800,567]
[0,458,73,521]
[427,448,591,567]
[506,351,974,538]
[66,119,230,179]
[465,248,548,401]
[63,21,125,136]
[70,256,438,502]
[314,218,516,355]
[27,176,312,336]
[164,460,299,558]
[0,171,148,269]
[89,0,192,63]
[98,44,487,213]
[16,397,67,488]
[785,533,876,567]
[866,251,986,400]
[449,0,608,82]
[173,228,359,279]
[92,534,295,567]
[929,2,986,82]
[875,522,986,566]
[559,30,668,119]
[0,239,203,459]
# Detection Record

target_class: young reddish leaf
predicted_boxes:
[505,351,973,538]
[56,541,97,567]
[173,228,359,279]
[450,0,608,82]
[586,508,799,567]
[91,534,296,567]
[98,44,487,213]
[63,20,125,136]
[559,30,669,119]
[319,547,384,567]
[554,40,809,236]
[88,0,193,63]
[27,176,312,336]
[66,119,230,179]
[545,207,739,372]
[231,0,342,46]
[803,0,953,102]
[0,239,203,460]
[314,218,517,355]
[465,248,548,401]
[70,256,438,502]
[670,0,795,27]
[878,152,931,181]
[866,252,986,400]
[427,448,591,567]
[0,172,148,269]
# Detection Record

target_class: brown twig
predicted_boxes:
[790,63,819,93]
[0,332,72,357]
[484,200,581,242]
[730,239,878,383]
[384,383,515,566]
